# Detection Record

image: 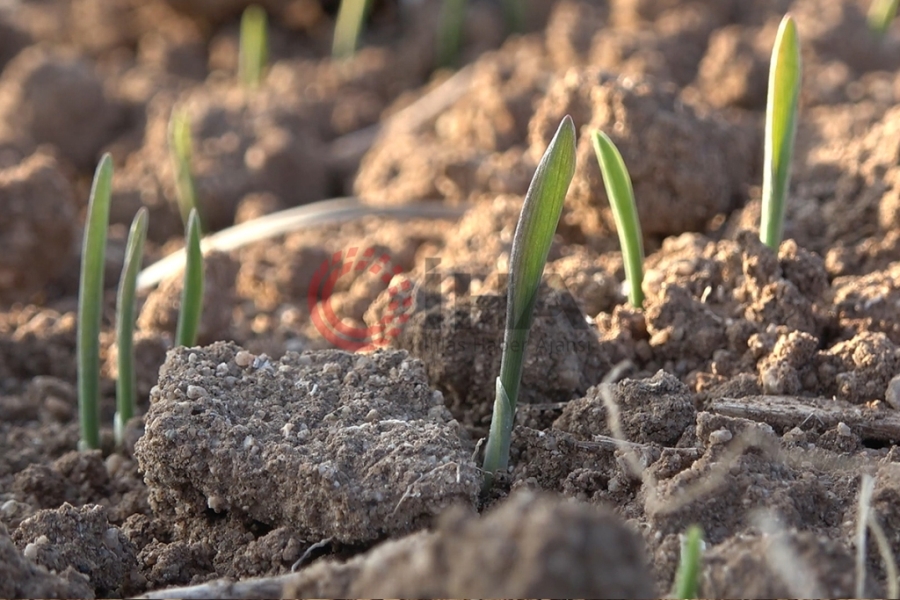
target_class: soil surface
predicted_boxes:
[2,0,900,597]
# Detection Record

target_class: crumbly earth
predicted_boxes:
[1,0,900,597]
[135,343,480,562]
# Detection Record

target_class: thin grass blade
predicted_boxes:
[501,0,525,33]
[760,14,801,249]
[77,154,114,450]
[592,131,644,308]
[437,0,468,68]
[115,207,148,447]
[176,209,204,347]
[169,107,202,231]
[868,0,899,36]
[481,115,576,490]
[239,5,269,88]
[672,524,704,599]
[332,0,371,59]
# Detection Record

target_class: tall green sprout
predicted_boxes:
[502,0,525,33]
[481,115,576,492]
[332,0,372,59]
[114,208,148,448]
[169,107,202,232]
[176,208,204,347]
[592,131,644,308]
[868,0,899,36]
[672,525,704,599]
[759,14,801,250]
[437,0,468,68]
[239,5,269,89]
[77,154,114,451]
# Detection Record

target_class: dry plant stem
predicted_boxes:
[755,511,825,598]
[760,14,801,249]
[868,512,899,599]
[175,209,204,347]
[137,198,468,290]
[169,107,201,231]
[868,0,899,35]
[239,5,268,89]
[332,0,371,58]
[855,473,875,599]
[114,208,148,447]
[481,115,576,492]
[77,154,113,451]
[592,131,645,308]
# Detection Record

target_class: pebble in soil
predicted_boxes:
[135,341,481,581]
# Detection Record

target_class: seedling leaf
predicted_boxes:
[672,524,704,599]
[482,115,576,491]
[169,107,202,231]
[333,0,372,59]
[868,0,899,36]
[760,14,801,249]
[239,5,269,89]
[115,207,148,447]
[77,154,114,451]
[437,0,468,68]
[592,131,644,308]
[176,208,204,348]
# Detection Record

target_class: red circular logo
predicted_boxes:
[307,247,414,351]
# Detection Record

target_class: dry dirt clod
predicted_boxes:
[285,490,655,598]
[136,342,480,551]
[11,502,142,598]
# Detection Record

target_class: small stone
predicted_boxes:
[836,422,852,437]
[709,428,733,445]
[235,351,254,367]
[186,385,208,399]
[885,375,900,409]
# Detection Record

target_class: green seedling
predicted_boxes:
[77,154,114,451]
[592,131,644,308]
[868,0,899,36]
[332,0,372,59]
[239,4,269,89]
[169,107,202,232]
[502,0,525,33]
[481,115,576,492]
[176,208,204,347]
[114,208,148,448]
[437,0,468,68]
[672,524,704,599]
[760,14,801,250]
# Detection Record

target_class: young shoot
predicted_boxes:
[868,0,899,36]
[169,107,202,232]
[437,0,468,68]
[77,154,114,451]
[592,131,644,308]
[115,208,149,448]
[481,115,576,492]
[502,0,525,33]
[760,14,800,250]
[672,525,704,599]
[332,0,371,59]
[176,208,204,348]
[239,5,269,89]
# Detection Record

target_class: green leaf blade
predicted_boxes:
[239,5,269,89]
[868,0,899,36]
[672,525,704,599]
[591,131,644,308]
[169,108,202,232]
[482,115,576,489]
[332,0,372,59]
[77,154,114,451]
[760,14,801,249]
[437,0,468,68]
[115,207,148,447]
[176,209,204,348]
